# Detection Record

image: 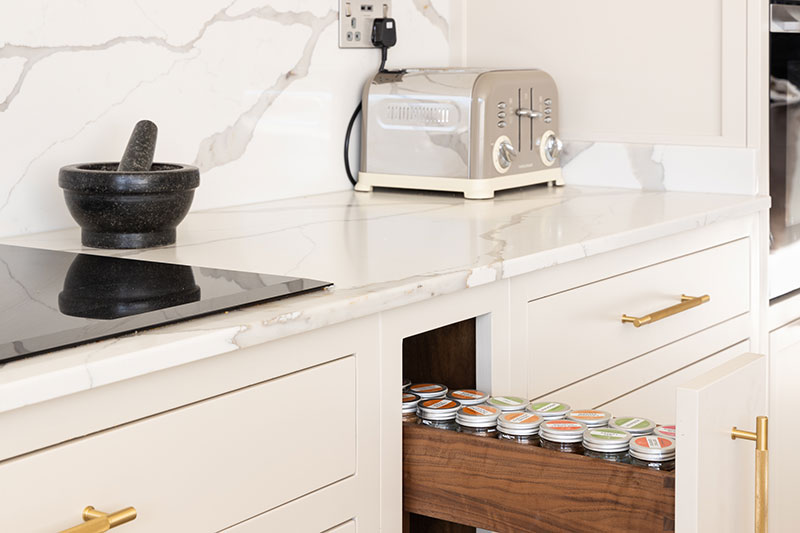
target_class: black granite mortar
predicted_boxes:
[59,120,200,249]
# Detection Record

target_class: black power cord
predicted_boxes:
[344,18,397,186]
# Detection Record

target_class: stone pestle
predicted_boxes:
[118,120,158,172]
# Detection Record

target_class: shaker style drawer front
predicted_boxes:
[527,238,750,398]
[545,316,750,422]
[0,356,357,533]
[220,479,359,533]
[403,423,674,533]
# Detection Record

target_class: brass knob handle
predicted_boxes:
[621,294,710,327]
[732,416,768,533]
[59,506,137,533]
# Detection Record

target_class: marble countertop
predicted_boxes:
[0,185,769,412]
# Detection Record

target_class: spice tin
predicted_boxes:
[583,428,632,453]
[497,412,543,436]
[654,425,677,439]
[409,383,448,400]
[455,404,501,427]
[402,377,411,391]
[487,395,528,412]
[527,401,571,420]
[567,409,612,428]
[539,420,587,443]
[402,392,421,414]
[417,398,461,421]
[608,416,656,436]
[629,435,676,461]
[448,389,490,406]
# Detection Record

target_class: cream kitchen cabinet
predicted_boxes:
[458,0,763,148]
[398,213,767,532]
[0,317,382,533]
[0,190,768,533]
[767,314,800,531]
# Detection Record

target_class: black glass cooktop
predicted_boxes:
[0,244,331,364]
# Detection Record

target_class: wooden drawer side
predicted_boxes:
[403,424,674,533]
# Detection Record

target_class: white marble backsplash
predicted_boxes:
[561,141,757,196]
[0,0,452,237]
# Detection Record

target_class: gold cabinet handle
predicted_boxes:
[59,506,137,533]
[732,416,768,533]
[621,294,710,327]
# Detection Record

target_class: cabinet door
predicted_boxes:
[768,321,800,531]
[676,353,767,532]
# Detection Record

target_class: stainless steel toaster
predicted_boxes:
[356,68,564,199]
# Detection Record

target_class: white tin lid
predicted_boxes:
[487,396,528,412]
[608,416,656,435]
[409,383,448,400]
[497,412,543,436]
[629,435,676,461]
[403,377,411,391]
[455,404,501,427]
[447,389,490,406]
[582,428,632,452]
[654,425,677,439]
[539,420,587,443]
[417,398,460,420]
[567,409,612,428]
[527,401,571,420]
[402,392,421,414]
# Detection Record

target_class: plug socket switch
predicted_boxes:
[339,0,392,48]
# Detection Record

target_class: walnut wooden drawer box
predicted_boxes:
[402,423,675,533]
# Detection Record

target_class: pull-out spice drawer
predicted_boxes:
[525,238,749,398]
[403,423,674,533]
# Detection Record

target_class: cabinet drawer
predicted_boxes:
[542,315,749,422]
[403,423,674,532]
[527,238,749,397]
[0,356,356,533]
[221,478,359,532]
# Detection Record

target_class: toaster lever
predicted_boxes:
[516,108,543,120]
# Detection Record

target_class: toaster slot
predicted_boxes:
[530,88,535,152]
[519,88,533,156]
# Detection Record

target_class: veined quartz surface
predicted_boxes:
[0,185,768,412]
[0,0,452,238]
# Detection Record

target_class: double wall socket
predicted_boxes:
[339,0,392,48]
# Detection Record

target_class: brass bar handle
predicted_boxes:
[621,294,710,328]
[59,506,137,533]
[732,416,768,533]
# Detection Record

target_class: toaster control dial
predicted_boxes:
[540,130,563,167]
[493,136,517,173]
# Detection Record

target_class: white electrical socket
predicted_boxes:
[339,0,392,49]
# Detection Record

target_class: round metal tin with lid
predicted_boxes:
[608,416,656,436]
[487,395,528,412]
[402,392,421,414]
[654,425,677,439]
[448,389,490,406]
[583,428,632,453]
[526,401,571,420]
[417,398,461,421]
[402,377,411,391]
[409,383,448,400]
[497,412,543,436]
[455,404,501,427]
[567,409,612,428]
[629,435,676,461]
[539,420,587,443]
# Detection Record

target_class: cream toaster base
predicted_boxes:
[356,168,563,199]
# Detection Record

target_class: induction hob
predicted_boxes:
[0,244,331,364]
